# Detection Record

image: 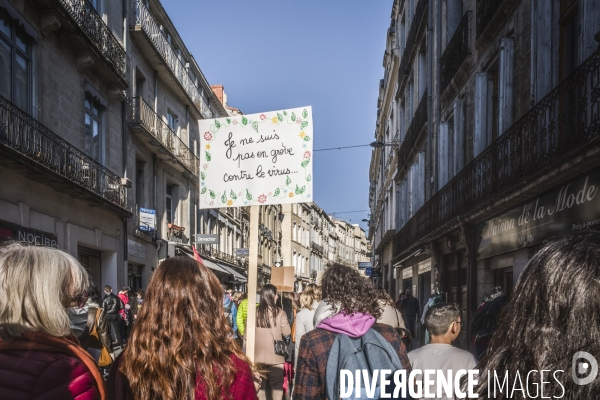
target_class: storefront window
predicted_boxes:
[494,267,513,298]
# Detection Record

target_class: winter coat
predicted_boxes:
[294,308,411,400]
[117,293,129,321]
[108,352,257,400]
[251,308,291,365]
[0,331,107,400]
[377,302,406,330]
[294,300,319,364]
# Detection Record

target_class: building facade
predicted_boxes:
[371,0,600,348]
[1,0,131,292]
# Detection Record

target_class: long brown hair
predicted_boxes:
[256,284,280,328]
[120,256,250,400]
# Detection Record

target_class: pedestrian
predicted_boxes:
[133,290,143,320]
[236,293,249,337]
[0,243,106,399]
[102,285,124,348]
[252,284,291,400]
[472,231,600,399]
[408,303,476,399]
[79,285,114,376]
[224,291,239,339]
[294,264,412,399]
[294,284,321,365]
[375,286,406,330]
[400,288,420,340]
[118,287,130,344]
[108,256,257,400]
[396,292,405,312]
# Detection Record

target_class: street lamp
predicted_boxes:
[370,141,399,148]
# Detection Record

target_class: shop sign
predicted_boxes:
[365,267,372,276]
[197,234,220,245]
[0,220,57,247]
[402,267,412,279]
[128,239,146,259]
[138,208,156,232]
[418,258,432,274]
[478,170,600,259]
[358,262,372,269]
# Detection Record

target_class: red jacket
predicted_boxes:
[118,293,129,320]
[0,331,106,400]
[108,352,257,400]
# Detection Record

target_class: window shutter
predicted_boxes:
[438,122,450,187]
[453,98,465,174]
[498,38,514,134]
[474,72,488,157]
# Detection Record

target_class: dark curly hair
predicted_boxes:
[473,231,600,399]
[321,263,382,319]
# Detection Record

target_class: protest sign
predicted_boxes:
[198,106,313,209]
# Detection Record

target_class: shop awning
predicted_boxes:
[216,262,247,283]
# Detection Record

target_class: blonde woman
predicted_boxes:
[0,243,106,399]
[294,283,321,365]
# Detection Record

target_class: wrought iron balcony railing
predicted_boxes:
[440,12,470,94]
[57,0,126,80]
[398,0,428,82]
[311,241,324,255]
[130,0,212,118]
[476,0,504,38]
[130,97,199,177]
[0,95,128,213]
[394,48,600,257]
[397,90,428,175]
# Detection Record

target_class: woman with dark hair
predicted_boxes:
[108,256,256,400]
[294,264,412,399]
[472,231,600,399]
[252,284,291,400]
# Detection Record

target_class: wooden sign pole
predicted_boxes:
[245,205,260,362]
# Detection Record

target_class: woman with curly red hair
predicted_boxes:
[108,256,257,400]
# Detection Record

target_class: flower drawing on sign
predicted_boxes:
[205,144,210,149]
[289,192,294,198]
[258,194,267,204]
[260,114,266,121]
[227,200,233,206]
[271,116,278,124]
[232,120,238,125]
[202,164,208,170]
[299,131,306,139]
[204,132,213,141]
[297,118,302,124]
[304,151,311,159]
[210,201,214,206]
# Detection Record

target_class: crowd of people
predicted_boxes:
[1,231,600,399]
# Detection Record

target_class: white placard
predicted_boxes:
[138,208,156,232]
[402,267,413,279]
[198,107,313,209]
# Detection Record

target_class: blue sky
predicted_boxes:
[165,0,392,232]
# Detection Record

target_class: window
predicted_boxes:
[167,110,178,133]
[128,263,143,291]
[559,0,579,80]
[0,7,32,112]
[166,184,175,224]
[85,93,103,162]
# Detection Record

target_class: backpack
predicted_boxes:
[224,303,234,328]
[325,329,408,400]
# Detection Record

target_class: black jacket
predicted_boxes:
[400,296,421,317]
[102,293,124,315]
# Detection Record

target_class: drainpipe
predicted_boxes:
[435,0,442,195]
[153,153,157,241]
[426,0,434,200]
[121,0,129,286]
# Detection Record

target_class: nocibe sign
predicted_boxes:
[198,107,313,209]
[478,169,600,259]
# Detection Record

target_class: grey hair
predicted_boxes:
[0,242,89,339]
[424,302,461,336]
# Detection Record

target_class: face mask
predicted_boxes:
[67,304,89,338]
